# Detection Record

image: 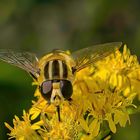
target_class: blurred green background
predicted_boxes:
[0,0,140,139]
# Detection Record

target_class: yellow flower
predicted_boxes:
[5,111,42,140]
[30,99,82,139]
[5,45,140,140]
[71,45,140,138]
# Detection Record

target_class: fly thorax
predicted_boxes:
[44,60,71,80]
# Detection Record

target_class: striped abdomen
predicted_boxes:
[44,60,68,80]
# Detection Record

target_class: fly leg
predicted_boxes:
[41,103,51,131]
[32,98,44,108]
[31,99,51,131]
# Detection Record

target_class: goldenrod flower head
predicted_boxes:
[5,111,42,140]
[30,98,82,139]
[5,45,140,140]
[46,106,81,140]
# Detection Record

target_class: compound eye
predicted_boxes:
[60,80,73,99]
[40,80,52,100]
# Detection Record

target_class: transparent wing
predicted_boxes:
[0,50,40,78]
[72,42,123,72]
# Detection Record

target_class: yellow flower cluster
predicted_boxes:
[5,111,42,140]
[5,45,140,140]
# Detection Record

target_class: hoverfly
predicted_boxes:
[0,42,122,121]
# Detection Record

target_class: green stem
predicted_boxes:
[127,105,140,115]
